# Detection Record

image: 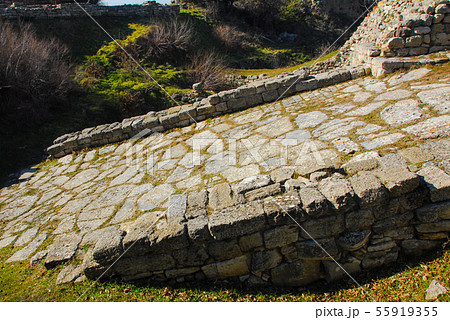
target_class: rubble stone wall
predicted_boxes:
[0,3,179,19]
[83,153,450,286]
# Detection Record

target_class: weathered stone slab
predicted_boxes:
[373,212,414,234]
[208,183,234,210]
[208,201,266,240]
[318,177,356,212]
[401,239,441,255]
[403,115,450,139]
[415,220,450,233]
[264,191,303,225]
[377,167,420,197]
[113,254,175,277]
[172,245,209,267]
[300,214,345,239]
[14,227,39,247]
[165,267,200,279]
[323,256,361,282]
[6,232,47,263]
[416,201,450,223]
[417,86,450,114]
[380,100,424,126]
[417,166,450,202]
[350,172,389,209]
[148,219,189,254]
[251,250,282,272]
[187,215,210,241]
[295,111,328,129]
[338,230,371,251]
[232,175,272,194]
[239,232,263,252]
[56,265,82,285]
[216,255,249,278]
[92,227,125,265]
[271,260,321,286]
[426,279,449,301]
[45,233,81,269]
[245,183,282,201]
[295,238,339,260]
[345,210,375,231]
[167,194,187,220]
[398,147,434,164]
[299,187,329,216]
[264,225,299,249]
[208,240,242,261]
[342,151,380,174]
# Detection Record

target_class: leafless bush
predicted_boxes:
[189,52,230,92]
[0,22,75,120]
[137,17,194,62]
[213,24,252,51]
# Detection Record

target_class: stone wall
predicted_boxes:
[47,66,370,158]
[340,0,450,72]
[0,2,179,19]
[82,152,450,286]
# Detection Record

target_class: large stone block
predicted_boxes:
[251,250,282,272]
[415,220,450,233]
[401,239,441,255]
[172,245,209,267]
[299,187,329,216]
[416,201,450,223]
[245,183,282,201]
[377,167,420,197]
[187,215,211,241]
[208,240,242,261]
[208,183,234,211]
[323,257,361,282]
[239,232,263,252]
[45,233,81,269]
[417,166,450,202]
[264,225,299,249]
[271,260,321,286]
[121,212,162,257]
[232,175,272,194]
[263,191,304,225]
[92,227,125,265]
[345,209,375,231]
[318,177,356,212]
[300,214,345,239]
[114,254,175,277]
[208,201,266,240]
[295,237,339,260]
[350,172,389,209]
[216,255,249,278]
[147,218,189,254]
[372,211,414,234]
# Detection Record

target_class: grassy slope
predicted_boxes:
[1,242,449,301]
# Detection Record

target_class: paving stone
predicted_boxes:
[245,183,282,201]
[137,184,175,211]
[84,185,133,211]
[204,152,235,174]
[398,147,434,164]
[255,117,294,137]
[388,68,431,86]
[78,206,116,221]
[332,137,360,154]
[6,232,47,263]
[232,174,272,194]
[361,133,405,150]
[53,216,76,235]
[278,130,312,146]
[222,165,261,183]
[292,149,341,175]
[233,110,264,124]
[62,168,99,189]
[355,124,384,135]
[325,103,356,114]
[403,115,450,139]
[166,166,193,183]
[208,201,266,240]
[353,92,372,103]
[374,89,412,101]
[0,236,16,250]
[346,101,387,116]
[417,166,450,202]
[77,219,107,234]
[56,264,82,285]
[109,167,138,186]
[313,118,366,140]
[14,227,39,247]
[45,233,81,269]
[378,167,420,197]
[380,100,424,126]
[295,111,328,129]
[417,86,450,114]
[110,199,136,224]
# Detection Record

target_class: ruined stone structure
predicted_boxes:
[0,1,179,19]
[0,0,449,288]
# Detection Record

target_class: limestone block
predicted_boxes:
[208,240,242,261]
[372,211,414,234]
[172,245,209,267]
[208,183,234,210]
[208,201,266,240]
[45,233,81,269]
[187,215,210,241]
[401,239,441,255]
[113,253,175,277]
[92,227,125,265]
[300,214,345,239]
[239,232,263,252]
[251,250,282,272]
[232,175,272,194]
[377,167,420,197]
[216,255,249,278]
[345,209,375,231]
[245,183,282,201]
[271,260,321,286]
[337,230,371,251]
[264,191,303,225]
[415,220,450,233]
[350,172,389,209]
[147,218,189,254]
[416,201,450,223]
[405,35,423,47]
[295,237,339,260]
[264,225,299,249]
[417,166,450,202]
[386,37,405,49]
[323,257,361,282]
[299,187,329,216]
[318,177,356,212]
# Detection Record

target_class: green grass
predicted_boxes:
[1,245,449,301]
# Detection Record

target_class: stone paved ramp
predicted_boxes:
[1,64,450,286]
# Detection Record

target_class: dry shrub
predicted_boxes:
[213,24,252,51]
[137,17,194,63]
[0,22,74,122]
[189,52,229,92]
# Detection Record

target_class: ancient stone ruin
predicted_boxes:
[0,0,449,287]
